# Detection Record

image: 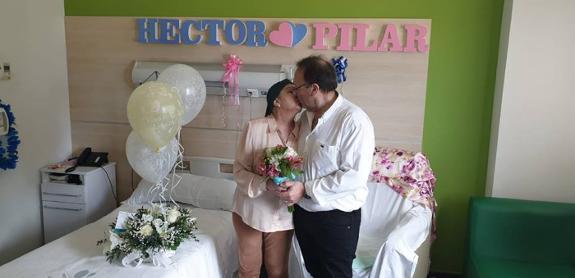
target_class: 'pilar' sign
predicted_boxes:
[137,18,429,53]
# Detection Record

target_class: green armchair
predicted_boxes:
[465,197,575,278]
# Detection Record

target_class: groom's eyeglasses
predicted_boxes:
[291,83,309,94]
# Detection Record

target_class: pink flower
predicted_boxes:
[266,164,280,177]
[259,145,303,181]
[288,156,303,170]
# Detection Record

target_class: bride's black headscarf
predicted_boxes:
[265,79,292,117]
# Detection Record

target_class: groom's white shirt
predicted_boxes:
[297,94,375,212]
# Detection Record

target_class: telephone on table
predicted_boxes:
[65,147,109,173]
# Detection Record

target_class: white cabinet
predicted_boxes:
[40,163,116,243]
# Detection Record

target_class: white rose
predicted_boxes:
[285,146,298,157]
[167,209,181,223]
[139,224,154,237]
[142,214,154,223]
[152,219,163,230]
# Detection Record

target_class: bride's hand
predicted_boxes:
[266,179,282,193]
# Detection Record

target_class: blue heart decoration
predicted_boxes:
[289,22,308,47]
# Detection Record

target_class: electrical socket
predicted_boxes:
[0,62,11,80]
[246,88,260,97]
[175,160,191,173]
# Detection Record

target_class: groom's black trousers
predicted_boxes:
[293,204,361,278]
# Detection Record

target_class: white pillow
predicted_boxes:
[126,174,237,212]
[125,179,163,205]
[172,174,237,211]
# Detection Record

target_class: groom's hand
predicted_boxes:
[278,181,305,204]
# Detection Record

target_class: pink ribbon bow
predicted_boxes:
[222,54,243,106]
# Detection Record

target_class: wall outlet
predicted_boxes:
[246,88,260,97]
[0,62,11,80]
[175,160,191,173]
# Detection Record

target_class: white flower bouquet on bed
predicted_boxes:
[99,206,198,267]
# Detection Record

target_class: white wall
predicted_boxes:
[487,0,575,203]
[0,0,72,264]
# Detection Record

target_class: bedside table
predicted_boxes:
[40,162,117,243]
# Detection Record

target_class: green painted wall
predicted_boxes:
[64,0,504,274]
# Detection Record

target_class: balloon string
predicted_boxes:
[169,130,185,207]
[144,129,184,212]
[221,88,228,128]
[235,104,241,130]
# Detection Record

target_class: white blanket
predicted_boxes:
[289,183,432,278]
[0,204,238,278]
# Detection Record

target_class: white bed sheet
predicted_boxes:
[289,183,432,278]
[0,203,238,278]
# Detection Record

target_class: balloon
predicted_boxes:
[157,64,206,125]
[127,81,183,150]
[126,131,178,184]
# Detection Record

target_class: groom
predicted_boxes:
[276,55,375,277]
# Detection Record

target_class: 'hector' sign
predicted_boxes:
[136,18,429,53]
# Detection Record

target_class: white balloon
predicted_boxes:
[126,131,178,184]
[158,64,206,126]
